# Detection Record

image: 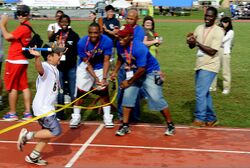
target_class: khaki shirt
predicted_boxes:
[194,24,224,73]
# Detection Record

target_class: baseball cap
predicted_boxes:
[41,43,66,59]
[118,24,134,37]
[17,5,30,14]
[89,10,96,15]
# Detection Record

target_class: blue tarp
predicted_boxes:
[4,0,21,3]
[152,0,193,7]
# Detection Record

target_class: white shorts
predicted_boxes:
[76,62,104,92]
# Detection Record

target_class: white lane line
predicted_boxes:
[64,124,104,168]
[1,140,250,155]
[0,140,83,146]
[89,144,250,155]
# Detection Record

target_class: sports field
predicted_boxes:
[0,15,250,128]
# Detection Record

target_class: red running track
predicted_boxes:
[0,121,250,168]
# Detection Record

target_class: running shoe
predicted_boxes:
[22,112,33,121]
[116,125,130,136]
[3,113,18,121]
[17,128,28,151]
[25,155,48,166]
[165,123,175,136]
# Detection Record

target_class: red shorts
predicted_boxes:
[4,62,29,91]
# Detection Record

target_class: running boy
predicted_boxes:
[17,43,66,166]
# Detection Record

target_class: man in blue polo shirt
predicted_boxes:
[70,22,114,129]
[111,24,175,136]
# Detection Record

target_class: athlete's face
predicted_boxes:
[16,11,30,24]
[144,20,153,30]
[204,10,216,27]
[55,12,63,22]
[88,26,101,44]
[118,35,132,47]
[126,11,138,26]
[59,17,69,30]
[106,9,114,19]
[50,53,62,65]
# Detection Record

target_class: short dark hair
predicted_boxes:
[105,5,115,12]
[59,14,71,25]
[89,22,100,31]
[55,10,64,16]
[206,6,218,17]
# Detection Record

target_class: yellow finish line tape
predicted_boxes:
[0,80,118,135]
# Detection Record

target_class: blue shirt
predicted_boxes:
[134,25,145,42]
[117,40,160,74]
[77,34,113,70]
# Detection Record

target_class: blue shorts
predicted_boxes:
[38,115,61,136]
[122,72,168,111]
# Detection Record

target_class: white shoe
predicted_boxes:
[25,155,48,166]
[69,114,81,129]
[103,114,114,128]
[222,89,230,95]
[17,128,28,151]
[209,87,217,92]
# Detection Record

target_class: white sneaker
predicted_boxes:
[69,114,81,129]
[209,87,217,92]
[25,155,48,166]
[17,128,28,151]
[103,114,114,128]
[222,89,230,95]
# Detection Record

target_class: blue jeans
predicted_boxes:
[195,70,217,122]
[122,72,168,111]
[58,66,76,104]
[57,66,76,119]
[117,68,140,122]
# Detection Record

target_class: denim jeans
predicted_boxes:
[195,69,217,122]
[117,68,140,122]
[58,66,76,104]
[122,72,168,111]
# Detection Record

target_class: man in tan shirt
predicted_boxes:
[186,6,224,127]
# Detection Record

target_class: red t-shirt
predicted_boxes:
[7,21,32,60]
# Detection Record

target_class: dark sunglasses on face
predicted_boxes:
[16,11,29,17]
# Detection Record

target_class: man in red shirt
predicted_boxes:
[0,5,33,121]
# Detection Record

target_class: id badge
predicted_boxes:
[60,55,66,61]
[126,71,134,80]
[196,49,205,57]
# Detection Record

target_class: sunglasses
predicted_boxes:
[16,11,29,17]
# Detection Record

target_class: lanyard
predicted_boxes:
[84,37,100,60]
[124,41,133,65]
[59,31,69,46]
[202,25,214,44]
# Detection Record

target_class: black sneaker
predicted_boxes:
[165,123,175,136]
[25,155,48,166]
[116,125,131,136]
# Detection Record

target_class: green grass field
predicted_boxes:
[1,14,250,127]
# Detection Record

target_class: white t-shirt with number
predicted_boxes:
[32,62,60,117]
